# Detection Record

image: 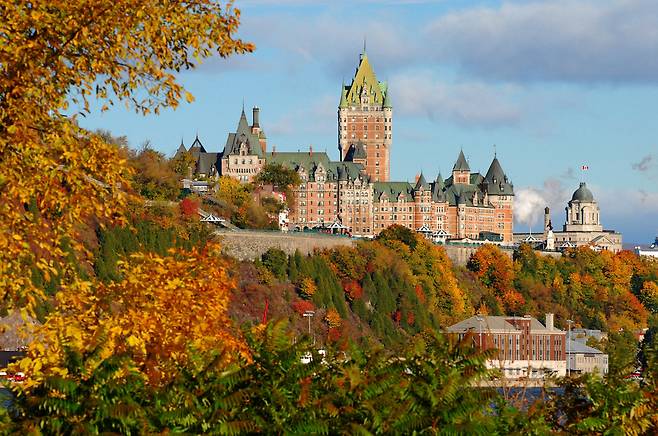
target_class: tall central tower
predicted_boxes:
[338,49,392,182]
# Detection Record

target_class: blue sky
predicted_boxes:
[79,0,658,244]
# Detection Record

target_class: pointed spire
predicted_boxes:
[339,83,348,108]
[436,172,444,186]
[237,107,249,134]
[415,172,429,190]
[453,150,470,171]
[383,84,392,108]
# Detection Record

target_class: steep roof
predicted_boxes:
[223,109,263,158]
[414,172,429,190]
[196,152,220,175]
[174,140,187,158]
[483,156,514,195]
[188,136,207,157]
[344,52,388,107]
[267,151,366,183]
[453,150,470,171]
[339,85,348,108]
[373,181,414,201]
[431,173,446,202]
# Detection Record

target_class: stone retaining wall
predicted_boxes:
[216,230,557,266]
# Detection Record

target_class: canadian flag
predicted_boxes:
[581,165,589,171]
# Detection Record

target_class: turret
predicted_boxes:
[452,150,470,184]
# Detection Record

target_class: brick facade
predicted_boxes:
[178,51,514,243]
[339,51,392,182]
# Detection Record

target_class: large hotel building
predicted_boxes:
[176,50,515,242]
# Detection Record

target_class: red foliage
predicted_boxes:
[406,311,415,326]
[393,309,402,325]
[291,299,315,316]
[328,327,342,342]
[179,197,199,217]
[343,280,363,300]
[414,284,426,304]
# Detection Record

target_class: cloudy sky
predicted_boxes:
[80,0,658,244]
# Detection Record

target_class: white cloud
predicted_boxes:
[391,71,522,127]
[424,0,658,83]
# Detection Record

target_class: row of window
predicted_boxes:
[341,117,392,123]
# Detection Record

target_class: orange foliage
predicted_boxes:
[1,0,252,315]
[325,308,342,328]
[299,277,317,299]
[19,244,247,387]
[343,280,364,301]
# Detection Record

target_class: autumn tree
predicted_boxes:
[0,0,252,313]
[468,244,524,313]
[253,163,300,188]
[298,276,317,299]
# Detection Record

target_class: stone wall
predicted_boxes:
[216,230,520,266]
[215,231,355,261]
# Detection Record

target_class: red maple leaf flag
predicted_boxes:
[581,165,589,171]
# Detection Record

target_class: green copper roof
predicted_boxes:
[266,151,367,183]
[345,52,388,107]
[339,86,348,108]
[373,181,414,201]
[383,83,392,108]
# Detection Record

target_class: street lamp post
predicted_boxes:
[566,319,574,376]
[303,310,315,338]
[476,315,484,349]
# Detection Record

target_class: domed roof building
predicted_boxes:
[515,182,622,253]
[564,182,602,233]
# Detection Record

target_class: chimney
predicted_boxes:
[252,106,260,128]
[309,145,313,156]
[544,207,551,233]
[545,313,554,330]
[271,145,276,156]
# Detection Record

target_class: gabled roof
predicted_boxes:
[453,150,470,171]
[223,109,263,158]
[189,136,207,156]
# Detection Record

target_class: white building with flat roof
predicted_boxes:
[566,339,608,375]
